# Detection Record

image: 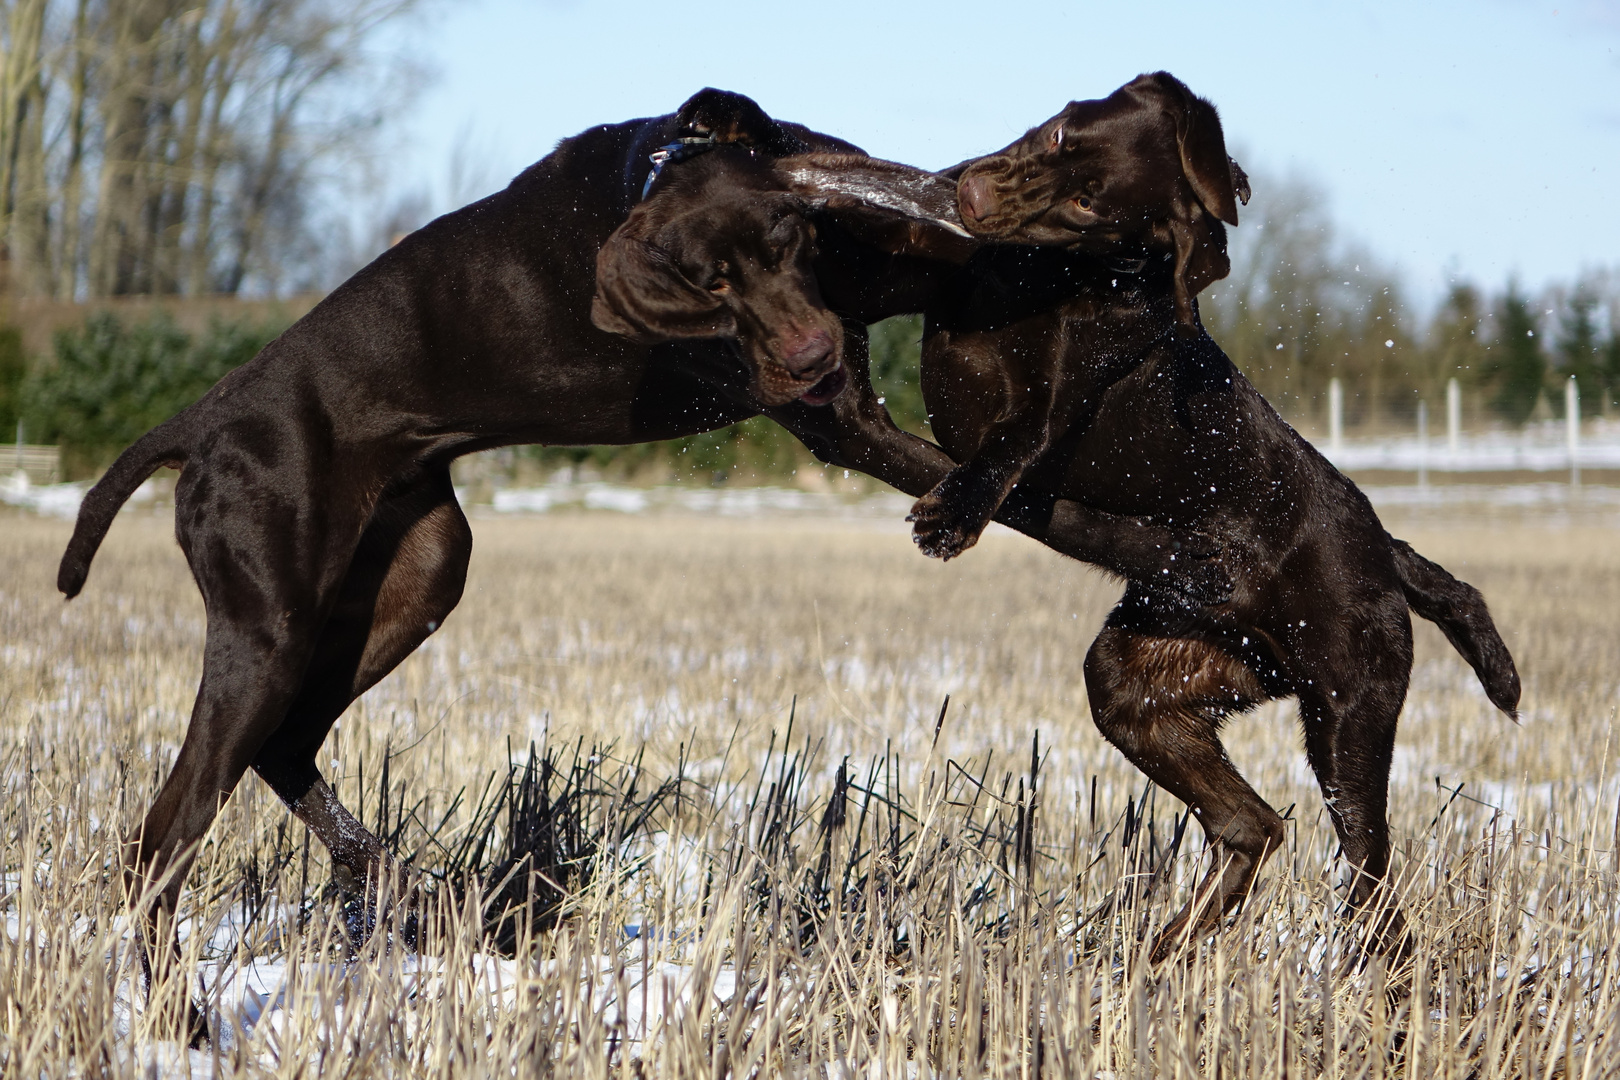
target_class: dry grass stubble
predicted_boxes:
[1,508,1617,1076]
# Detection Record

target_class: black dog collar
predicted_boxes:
[641,135,721,200]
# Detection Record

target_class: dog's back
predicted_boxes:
[60,90,845,600]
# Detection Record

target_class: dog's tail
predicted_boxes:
[1389,534,1520,719]
[58,417,190,599]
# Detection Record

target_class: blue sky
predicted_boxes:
[373,0,1620,301]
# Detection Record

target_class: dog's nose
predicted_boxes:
[959,174,996,223]
[782,329,835,378]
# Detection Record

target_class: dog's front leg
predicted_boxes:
[768,340,1231,604]
[907,397,1056,560]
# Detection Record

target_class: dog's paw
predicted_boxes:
[908,493,983,560]
[908,471,1001,560]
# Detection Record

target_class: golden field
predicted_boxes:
[1,503,1617,1077]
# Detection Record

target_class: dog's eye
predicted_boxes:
[1076,196,1093,211]
[708,278,730,294]
[1049,125,1064,151]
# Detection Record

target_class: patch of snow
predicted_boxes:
[0,473,162,519]
[583,485,650,513]
[488,478,914,521]
[0,472,90,518]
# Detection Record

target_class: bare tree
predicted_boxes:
[0,0,49,297]
[1,0,420,300]
[1202,168,1415,426]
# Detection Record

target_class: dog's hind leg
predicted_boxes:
[1083,609,1281,963]
[129,453,385,1042]
[1293,597,1415,961]
[250,466,471,888]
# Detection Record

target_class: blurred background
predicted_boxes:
[1,0,1617,490]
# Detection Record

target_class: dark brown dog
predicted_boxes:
[57,89,1223,1040]
[924,73,1519,958]
[602,75,1519,964]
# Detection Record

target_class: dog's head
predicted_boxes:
[955,72,1251,328]
[593,149,972,408]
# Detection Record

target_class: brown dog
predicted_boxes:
[923,73,1518,959]
[601,76,1519,963]
[58,89,1223,1041]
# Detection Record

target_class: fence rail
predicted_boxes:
[6,444,62,485]
[1323,376,1610,484]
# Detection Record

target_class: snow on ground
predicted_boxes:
[5,897,740,1079]
[489,478,913,519]
[1,471,92,518]
[1360,482,1620,510]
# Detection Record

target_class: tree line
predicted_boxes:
[0,0,414,301]
[1202,170,1619,429]
[12,265,1614,484]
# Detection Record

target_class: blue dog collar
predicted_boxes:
[640,135,722,200]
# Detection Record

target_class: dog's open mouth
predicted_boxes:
[797,363,848,406]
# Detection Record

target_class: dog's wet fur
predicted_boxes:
[925,73,1517,960]
[59,88,1237,1042]
[605,75,1520,965]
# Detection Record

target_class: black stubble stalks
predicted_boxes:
[219,698,1192,978]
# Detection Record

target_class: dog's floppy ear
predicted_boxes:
[675,88,807,156]
[1133,73,1248,328]
[1228,155,1252,210]
[1138,72,1243,227]
[1165,215,1230,330]
[778,153,979,263]
[592,214,736,343]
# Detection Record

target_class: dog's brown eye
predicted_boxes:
[1049,124,1064,150]
[708,279,730,294]
[1076,196,1094,211]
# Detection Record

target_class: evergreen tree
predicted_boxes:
[1484,285,1545,423]
[867,315,930,436]
[1555,288,1603,416]
[21,312,283,475]
[1605,325,1620,415]
[1429,284,1486,380]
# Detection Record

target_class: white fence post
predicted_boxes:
[1446,377,1461,459]
[1567,376,1580,487]
[1416,400,1429,489]
[1329,377,1343,455]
